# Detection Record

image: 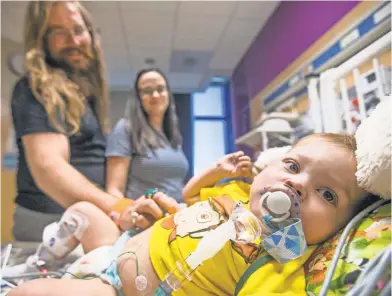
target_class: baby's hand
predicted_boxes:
[119,196,163,230]
[118,193,182,231]
[215,151,252,178]
[152,192,183,214]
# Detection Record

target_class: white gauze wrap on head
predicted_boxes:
[355,95,391,199]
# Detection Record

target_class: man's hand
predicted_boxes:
[215,151,253,179]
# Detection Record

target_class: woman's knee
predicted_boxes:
[12,206,62,242]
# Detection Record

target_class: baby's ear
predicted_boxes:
[355,95,391,199]
[253,146,291,175]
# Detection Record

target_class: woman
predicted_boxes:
[105,68,189,204]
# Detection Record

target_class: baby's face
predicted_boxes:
[250,137,366,244]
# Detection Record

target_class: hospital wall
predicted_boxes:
[231,1,360,139]
[1,37,22,243]
[230,1,390,151]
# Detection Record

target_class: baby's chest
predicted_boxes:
[169,201,263,264]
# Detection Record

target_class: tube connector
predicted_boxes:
[231,204,262,243]
[162,259,194,292]
[186,220,236,269]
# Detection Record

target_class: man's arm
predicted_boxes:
[23,132,118,213]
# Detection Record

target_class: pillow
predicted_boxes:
[253,146,291,175]
[304,202,391,295]
[355,95,391,199]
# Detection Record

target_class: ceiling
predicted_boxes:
[1,1,279,93]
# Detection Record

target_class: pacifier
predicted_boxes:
[259,189,300,233]
[258,189,307,263]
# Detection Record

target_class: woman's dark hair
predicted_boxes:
[125,68,182,154]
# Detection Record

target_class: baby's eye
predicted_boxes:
[318,188,336,204]
[283,160,299,173]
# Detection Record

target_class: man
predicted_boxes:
[10,1,164,242]
[10,1,115,241]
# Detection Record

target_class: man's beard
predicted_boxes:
[45,48,100,98]
[45,46,95,75]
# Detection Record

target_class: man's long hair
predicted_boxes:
[23,1,109,135]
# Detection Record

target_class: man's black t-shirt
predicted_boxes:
[11,77,107,214]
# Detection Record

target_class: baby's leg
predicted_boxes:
[7,278,116,296]
[118,227,161,296]
[69,201,121,252]
[38,202,121,262]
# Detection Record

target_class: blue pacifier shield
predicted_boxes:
[262,218,307,264]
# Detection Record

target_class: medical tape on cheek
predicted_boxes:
[60,211,89,241]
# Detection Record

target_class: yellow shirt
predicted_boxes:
[149,180,315,295]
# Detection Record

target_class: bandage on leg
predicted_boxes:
[38,211,89,261]
[2,212,88,279]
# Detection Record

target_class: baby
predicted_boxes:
[8,133,368,296]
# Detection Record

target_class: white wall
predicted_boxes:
[109,90,131,126]
[2,37,23,156]
[1,37,23,119]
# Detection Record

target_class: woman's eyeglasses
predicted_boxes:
[139,85,167,96]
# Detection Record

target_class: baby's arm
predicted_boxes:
[183,165,226,205]
[183,152,252,205]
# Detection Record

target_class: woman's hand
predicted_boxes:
[119,192,182,231]
[215,151,252,179]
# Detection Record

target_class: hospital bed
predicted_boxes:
[243,31,392,296]
[307,31,391,135]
